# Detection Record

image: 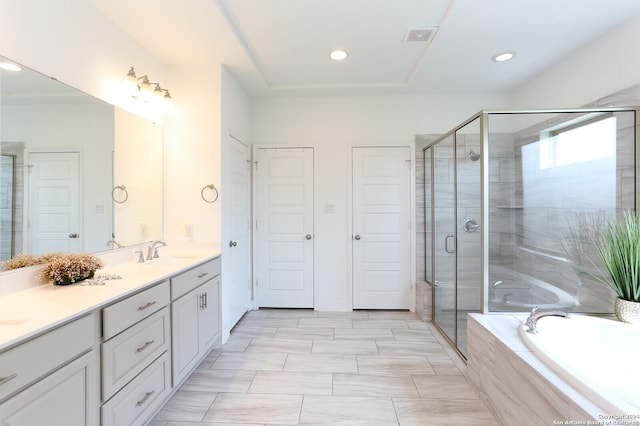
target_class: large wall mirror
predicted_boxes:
[0,55,163,264]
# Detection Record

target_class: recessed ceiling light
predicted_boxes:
[492,51,516,62]
[0,62,22,72]
[330,50,348,61]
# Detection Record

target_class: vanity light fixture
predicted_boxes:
[492,51,516,62]
[0,62,22,72]
[124,66,173,110]
[330,49,348,61]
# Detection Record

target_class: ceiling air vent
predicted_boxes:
[405,27,438,42]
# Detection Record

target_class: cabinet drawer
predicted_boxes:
[101,351,171,426]
[171,257,221,300]
[102,306,170,401]
[103,281,170,339]
[0,314,95,402]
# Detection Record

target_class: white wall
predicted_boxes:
[164,65,222,246]
[251,93,511,310]
[513,14,640,109]
[113,109,163,246]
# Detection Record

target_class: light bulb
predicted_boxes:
[330,50,348,61]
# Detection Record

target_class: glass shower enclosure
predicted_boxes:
[423,108,637,358]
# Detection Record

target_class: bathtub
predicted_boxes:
[519,314,640,416]
[490,268,576,311]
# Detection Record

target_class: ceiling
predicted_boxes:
[90,0,640,97]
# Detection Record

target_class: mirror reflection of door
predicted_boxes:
[26,151,80,254]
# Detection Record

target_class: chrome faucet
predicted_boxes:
[146,240,167,260]
[525,307,568,334]
[106,239,122,248]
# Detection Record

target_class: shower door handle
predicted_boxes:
[463,219,480,233]
[444,234,455,253]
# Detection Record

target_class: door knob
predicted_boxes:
[229,241,237,247]
[305,234,312,240]
[354,234,361,240]
[69,233,78,238]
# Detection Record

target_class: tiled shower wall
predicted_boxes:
[0,142,23,262]
[415,135,438,320]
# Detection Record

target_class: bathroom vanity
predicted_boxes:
[0,251,221,425]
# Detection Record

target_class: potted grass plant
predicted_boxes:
[587,210,640,324]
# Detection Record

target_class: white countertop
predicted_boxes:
[0,250,221,352]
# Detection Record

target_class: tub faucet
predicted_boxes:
[147,240,167,260]
[525,307,568,334]
[489,280,504,299]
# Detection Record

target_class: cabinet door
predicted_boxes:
[198,276,221,352]
[171,289,201,385]
[0,350,98,426]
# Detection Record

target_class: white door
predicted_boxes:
[226,137,251,327]
[27,152,80,254]
[256,147,314,308]
[352,147,411,309]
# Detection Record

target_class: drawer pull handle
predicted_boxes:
[135,390,155,407]
[136,340,155,353]
[197,272,209,279]
[203,291,208,309]
[0,373,17,386]
[137,301,156,311]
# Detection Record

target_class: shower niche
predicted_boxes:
[422,108,638,358]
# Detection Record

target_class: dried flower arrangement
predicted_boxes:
[36,253,104,286]
[1,252,72,271]
[1,253,44,271]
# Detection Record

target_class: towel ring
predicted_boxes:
[201,184,219,203]
[112,185,128,204]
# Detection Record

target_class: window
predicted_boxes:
[539,116,616,169]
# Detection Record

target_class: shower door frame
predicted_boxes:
[424,111,486,359]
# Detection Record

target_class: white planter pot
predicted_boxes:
[615,298,640,324]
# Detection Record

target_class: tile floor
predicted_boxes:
[149,309,499,425]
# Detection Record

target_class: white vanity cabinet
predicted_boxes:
[101,280,172,426]
[171,257,221,386]
[0,252,222,425]
[0,314,99,426]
